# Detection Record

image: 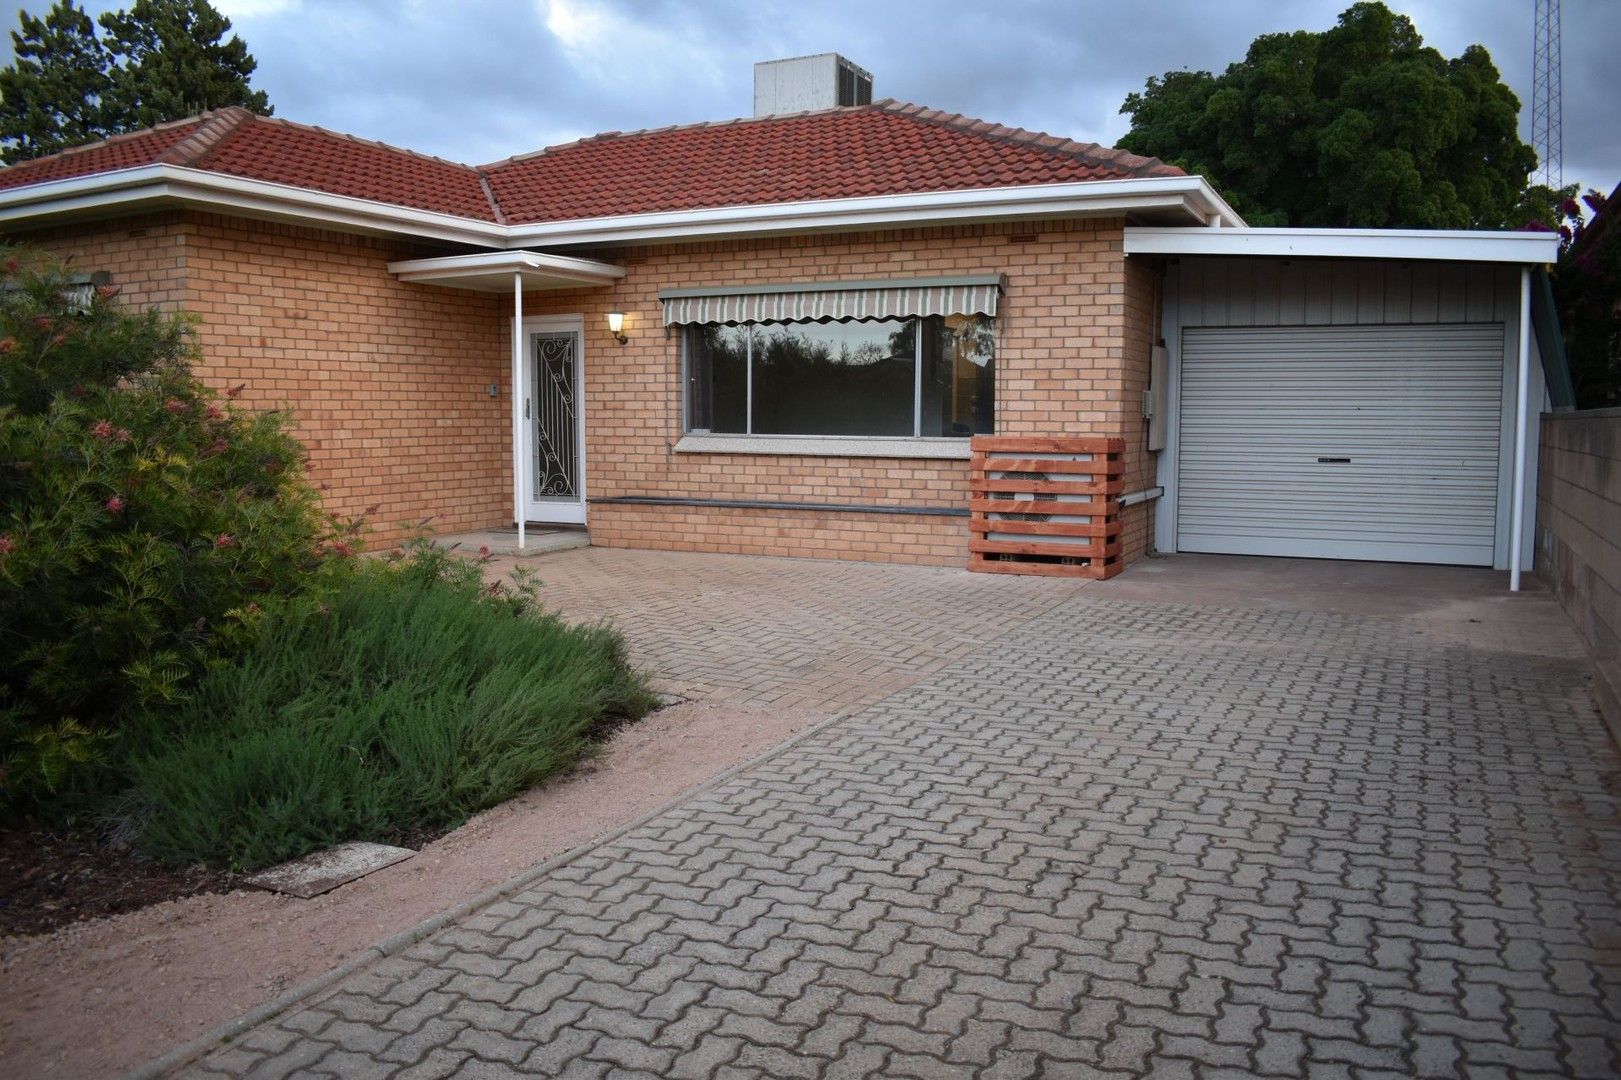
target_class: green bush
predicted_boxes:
[126,542,656,871]
[0,246,335,809]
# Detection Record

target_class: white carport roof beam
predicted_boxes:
[1125,226,1560,264]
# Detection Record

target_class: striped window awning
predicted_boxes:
[659,274,1003,326]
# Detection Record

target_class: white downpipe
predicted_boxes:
[1509,267,1531,592]
[512,272,525,550]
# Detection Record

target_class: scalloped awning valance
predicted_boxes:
[659,274,1003,326]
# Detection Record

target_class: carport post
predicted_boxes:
[1509,267,1531,592]
[512,272,525,550]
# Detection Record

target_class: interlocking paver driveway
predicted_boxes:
[186,563,1621,1079]
[485,547,1087,715]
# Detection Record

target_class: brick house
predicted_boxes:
[0,56,1568,582]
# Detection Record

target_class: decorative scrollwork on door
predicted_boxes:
[531,332,578,499]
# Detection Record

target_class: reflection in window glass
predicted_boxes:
[684,314,995,438]
[753,319,914,437]
[922,314,995,437]
[685,324,749,433]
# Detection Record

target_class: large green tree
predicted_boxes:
[0,1,111,164]
[98,0,269,132]
[1119,2,1538,228]
[0,0,270,165]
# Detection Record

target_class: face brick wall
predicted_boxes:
[16,212,189,312]
[18,212,1154,568]
[21,213,508,547]
[529,217,1146,566]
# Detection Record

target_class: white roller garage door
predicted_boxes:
[1176,324,1505,565]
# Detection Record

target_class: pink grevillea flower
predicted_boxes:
[0,339,16,354]
[204,403,224,420]
[331,541,355,557]
[225,383,245,399]
[90,419,116,439]
[164,397,188,414]
[214,533,235,549]
[0,534,14,555]
[105,495,126,514]
[96,284,120,300]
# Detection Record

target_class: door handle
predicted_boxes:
[524,399,530,420]
[1316,457,1351,463]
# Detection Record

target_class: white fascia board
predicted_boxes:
[0,165,1247,250]
[1124,225,1560,264]
[0,165,506,247]
[505,176,1245,247]
[387,250,626,287]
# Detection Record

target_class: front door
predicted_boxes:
[522,321,585,524]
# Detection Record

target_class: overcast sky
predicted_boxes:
[10,0,1619,198]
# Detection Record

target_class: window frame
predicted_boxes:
[682,314,992,442]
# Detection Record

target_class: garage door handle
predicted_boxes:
[1317,457,1351,463]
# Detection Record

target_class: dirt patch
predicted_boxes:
[0,827,235,938]
[0,699,826,1078]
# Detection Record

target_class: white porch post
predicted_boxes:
[1509,266,1531,592]
[512,272,525,550]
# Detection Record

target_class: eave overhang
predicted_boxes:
[387,250,626,292]
[1124,226,1561,264]
[0,164,1245,251]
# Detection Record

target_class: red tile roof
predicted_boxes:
[0,101,1181,226]
[0,117,207,189]
[483,101,1181,223]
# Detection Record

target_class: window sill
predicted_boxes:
[674,433,974,460]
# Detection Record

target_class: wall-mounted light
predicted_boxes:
[606,311,627,345]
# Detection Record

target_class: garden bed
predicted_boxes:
[0,824,233,937]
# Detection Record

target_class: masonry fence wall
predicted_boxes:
[1537,408,1621,739]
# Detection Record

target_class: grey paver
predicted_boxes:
[181,556,1621,1079]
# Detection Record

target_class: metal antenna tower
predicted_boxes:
[1532,0,1562,190]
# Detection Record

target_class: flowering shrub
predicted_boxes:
[1548,190,1621,408]
[0,247,335,809]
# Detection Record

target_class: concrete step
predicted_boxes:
[431,527,589,558]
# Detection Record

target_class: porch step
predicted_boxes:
[430,527,589,558]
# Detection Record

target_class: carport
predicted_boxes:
[1124,227,1571,586]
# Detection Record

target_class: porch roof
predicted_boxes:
[386,250,625,292]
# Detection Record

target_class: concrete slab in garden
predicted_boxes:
[244,842,415,898]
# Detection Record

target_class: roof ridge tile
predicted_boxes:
[872,98,1181,178]
[479,173,508,225]
[240,113,483,174]
[158,107,254,166]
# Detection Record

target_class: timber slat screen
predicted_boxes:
[968,436,1125,579]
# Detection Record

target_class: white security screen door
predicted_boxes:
[522,323,585,524]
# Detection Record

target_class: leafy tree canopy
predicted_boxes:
[1118,2,1539,228]
[0,1,109,162]
[0,0,270,165]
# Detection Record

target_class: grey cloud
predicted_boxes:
[7,0,1617,194]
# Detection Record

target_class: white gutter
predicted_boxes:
[0,164,508,247]
[0,165,1244,249]
[1510,267,1532,592]
[1125,225,1561,265]
[503,176,1247,246]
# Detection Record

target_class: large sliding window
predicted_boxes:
[686,314,994,438]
